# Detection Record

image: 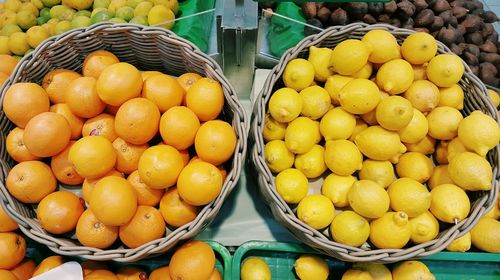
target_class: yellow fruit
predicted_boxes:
[398,109,428,144]
[412,64,428,81]
[268,87,303,123]
[470,217,500,253]
[8,32,29,56]
[435,140,449,164]
[458,110,500,157]
[294,255,329,280]
[147,5,175,29]
[297,194,335,229]
[299,86,330,120]
[488,89,500,108]
[294,145,327,178]
[401,32,438,64]
[359,160,395,188]
[448,152,492,191]
[427,106,463,140]
[352,62,373,79]
[395,152,433,183]
[284,117,320,154]
[376,59,414,95]
[342,269,374,280]
[68,136,117,179]
[320,107,356,141]
[330,210,370,247]
[26,25,49,48]
[426,54,464,87]
[438,84,464,109]
[446,137,470,162]
[427,165,454,189]
[349,118,368,142]
[308,46,333,82]
[177,161,223,206]
[324,75,353,105]
[275,168,309,204]
[264,140,294,173]
[339,78,380,114]
[138,145,184,189]
[430,184,470,223]
[352,263,392,280]
[348,180,389,219]
[321,173,356,207]
[330,39,372,75]
[369,211,411,249]
[405,135,436,155]
[241,257,271,280]
[354,126,407,163]
[403,80,440,113]
[362,29,401,64]
[262,114,287,141]
[388,178,431,217]
[409,211,439,244]
[446,232,471,252]
[376,96,414,131]
[392,261,435,280]
[324,139,363,176]
[282,58,315,91]
[0,36,10,55]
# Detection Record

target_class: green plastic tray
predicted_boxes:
[172,0,215,53]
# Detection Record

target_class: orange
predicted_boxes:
[106,104,121,115]
[142,74,184,113]
[83,50,120,79]
[97,62,143,106]
[32,256,64,277]
[2,83,49,128]
[89,176,138,226]
[65,76,106,118]
[114,98,160,145]
[0,270,17,280]
[0,55,18,75]
[5,127,40,162]
[159,187,199,227]
[6,161,57,204]
[50,103,84,140]
[68,136,117,179]
[0,233,25,270]
[10,259,36,280]
[116,266,147,280]
[37,191,84,234]
[82,113,119,142]
[127,170,164,207]
[81,261,109,276]
[0,204,17,232]
[179,149,190,167]
[119,206,165,248]
[148,266,171,280]
[141,71,163,81]
[186,78,224,121]
[76,209,118,249]
[159,106,200,150]
[177,161,223,206]
[177,72,202,93]
[209,269,222,280]
[137,145,184,189]
[169,240,215,280]
[51,141,84,185]
[113,137,149,174]
[0,72,9,87]
[42,69,81,104]
[23,112,71,157]
[82,169,124,202]
[194,120,237,165]
[84,269,118,280]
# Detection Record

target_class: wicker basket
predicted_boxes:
[0,23,248,262]
[251,23,500,263]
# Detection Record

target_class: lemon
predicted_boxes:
[1,24,22,37]
[0,36,11,55]
[339,78,380,114]
[263,114,287,141]
[295,145,327,178]
[438,84,464,110]
[275,168,309,204]
[376,59,414,95]
[361,109,378,126]
[427,165,453,190]
[388,178,431,217]
[401,32,438,64]
[19,3,39,16]
[349,118,368,142]
[395,152,433,183]
[294,255,329,280]
[427,106,463,140]
[16,10,37,30]
[26,25,49,48]
[324,140,363,176]
[448,152,492,191]
[321,174,356,207]
[241,257,271,280]
[8,32,29,55]
[403,80,440,113]
[268,87,303,123]
[320,107,356,141]
[352,263,392,280]
[283,58,315,91]
[409,211,439,244]
[398,109,428,144]
[430,184,470,223]
[355,126,407,163]
[458,110,500,157]
[297,194,335,230]
[434,140,449,164]
[470,217,500,253]
[285,117,320,154]
[446,137,470,162]
[446,232,471,252]
[359,160,395,189]
[147,5,175,29]
[392,261,435,280]
[488,89,500,108]
[412,64,428,81]
[348,180,389,219]
[484,201,500,219]
[342,269,374,280]
[134,1,153,17]
[330,39,372,75]
[426,54,464,87]
[324,75,353,105]
[4,0,21,12]
[376,96,414,131]
[330,210,370,247]
[300,85,331,120]
[352,62,373,79]
[264,140,294,173]
[362,29,400,64]
[370,211,411,249]
[55,20,71,35]
[405,135,435,155]
[308,46,333,82]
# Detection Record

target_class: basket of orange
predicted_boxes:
[0,23,247,262]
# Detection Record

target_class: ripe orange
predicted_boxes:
[0,72,9,86]
[177,72,202,93]
[97,62,143,106]
[50,103,84,140]
[23,112,71,157]
[0,55,18,75]
[10,259,36,280]
[116,266,147,280]
[106,104,121,115]
[82,169,124,202]
[119,206,165,248]
[141,71,163,81]
[194,120,237,165]
[32,256,64,277]
[76,209,118,249]
[186,78,224,121]
[210,269,222,280]
[114,98,160,145]
[37,191,84,234]
[6,161,57,204]
[68,136,117,179]
[84,270,118,280]
[127,170,164,207]
[89,176,138,226]
[42,69,81,104]
[65,76,106,118]
[159,187,199,227]
[177,161,223,206]
[0,204,17,232]
[142,74,184,113]
[83,50,120,79]
[179,149,190,167]
[137,145,184,189]
[149,266,171,280]
[0,270,17,280]
[0,233,26,270]
[51,141,84,185]
[189,156,227,181]
[169,240,216,280]
[5,127,40,162]
[2,83,49,128]
[81,261,109,276]
[159,106,200,150]
[112,138,149,174]
[82,113,118,142]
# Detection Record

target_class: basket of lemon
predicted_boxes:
[0,22,247,262]
[251,22,499,262]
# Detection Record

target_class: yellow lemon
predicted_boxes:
[458,110,500,157]
[392,261,435,280]
[324,139,363,176]
[427,106,463,140]
[284,117,320,154]
[339,78,380,114]
[369,211,411,249]
[375,96,414,131]
[330,39,372,75]
[448,152,492,191]
[361,109,378,126]
[147,5,175,29]
[446,232,471,252]
[348,180,389,219]
[330,210,370,247]
[324,75,353,105]
[488,89,500,108]
[430,184,470,223]
[446,137,470,162]
[268,87,303,123]
[297,194,335,230]
[358,159,395,189]
[427,165,454,189]
[349,118,369,142]
[342,269,374,280]
[25,25,49,49]
[409,211,439,244]
[395,152,434,183]
[354,126,407,163]
[401,32,438,64]
[283,58,315,91]
[275,168,308,204]
[352,62,373,79]
[321,174,356,208]
[353,263,391,280]
[484,201,500,219]
[376,59,414,95]
[299,85,331,120]
[398,109,428,144]
[320,107,356,141]
[295,145,327,179]
[438,84,464,110]
[412,63,428,81]
[362,29,401,64]
[388,178,431,217]
[8,32,29,56]
[262,114,287,141]
[294,255,329,280]
[434,140,449,164]
[403,80,440,113]
[405,135,436,155]
[426,54,464,87]
[241,257,271,280]
[264,140,294,173]
[308,46,333,82]
[470,217,500,253]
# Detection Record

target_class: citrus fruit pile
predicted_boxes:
[0,54,17,86]
[263,30,500,251]
[2,49,237,250]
